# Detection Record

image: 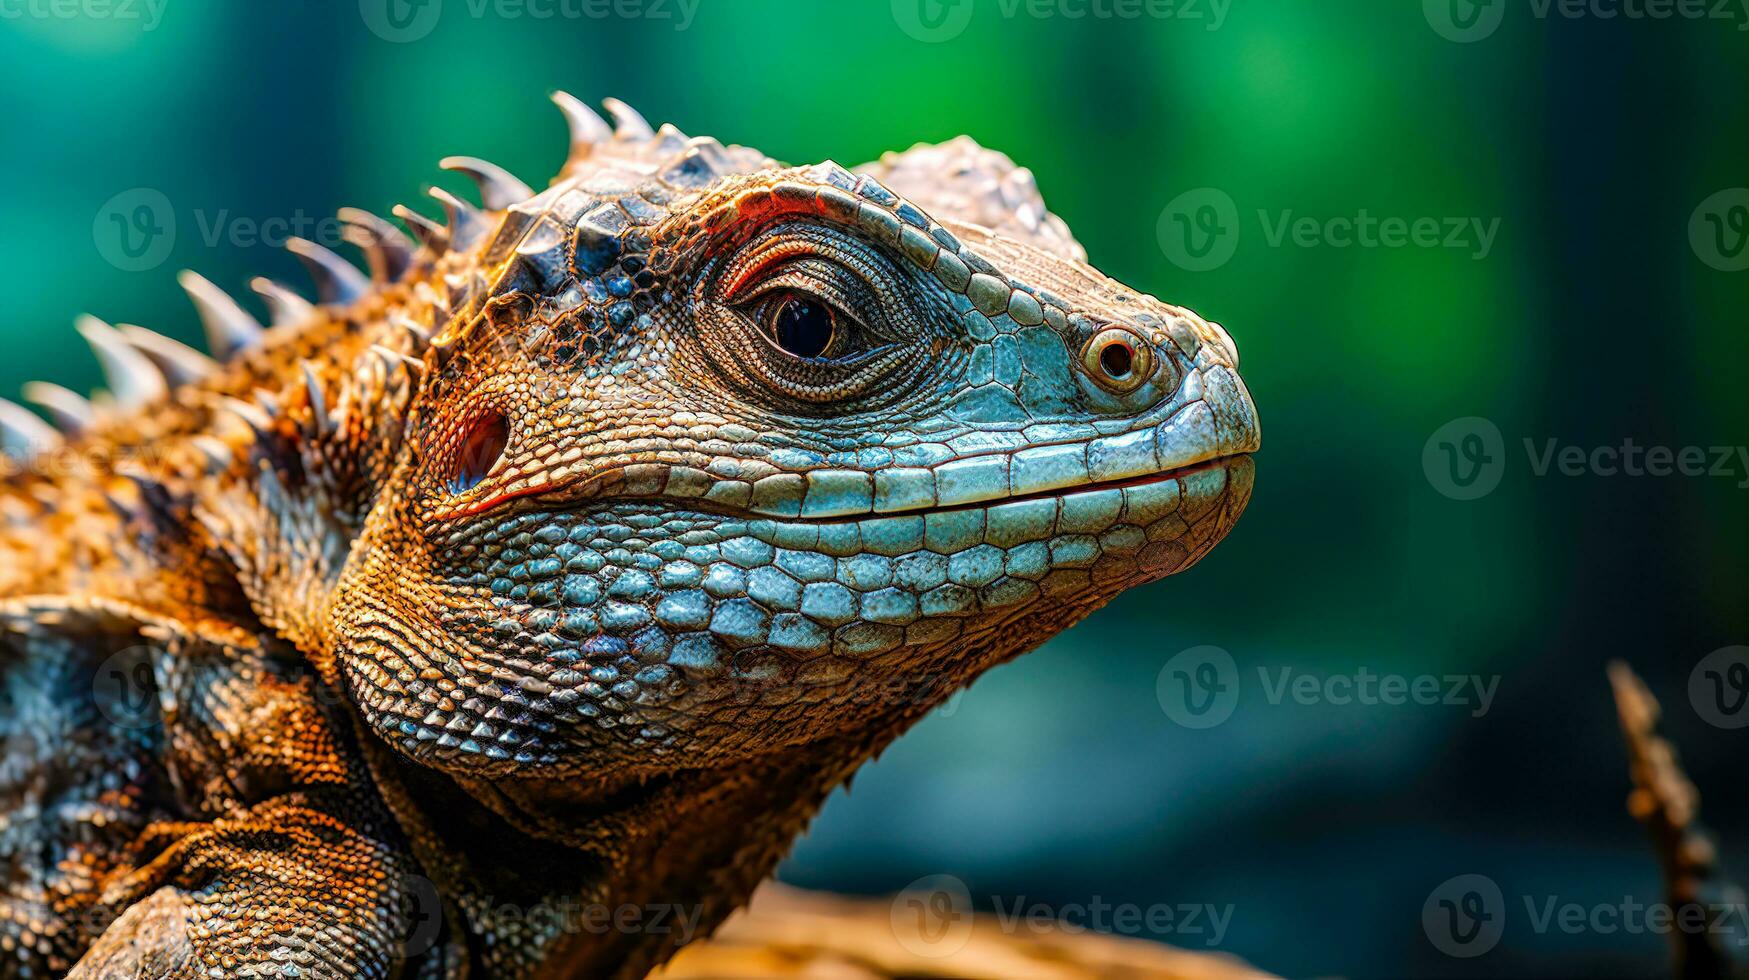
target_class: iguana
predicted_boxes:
[0,94,1259,978]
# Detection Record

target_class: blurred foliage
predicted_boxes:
[1,2,1745,976]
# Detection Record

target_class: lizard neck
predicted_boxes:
[357,725,887,979]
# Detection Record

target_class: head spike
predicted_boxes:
[252,387,282,419]
[22,382,95,435]
[249,277,315,326]
[338,208,414,283]
[189,435,235,473]
[178,271,266,360]
[371,344,426,378]
[74,316,168,411]
[602,98,654,139]
[217,396,273,437]
[440,156,534,211]
[299,360,331,438]
[286,237,370,304]
[393,204,449,251]
[426,187,487,251]
[0,398,59,454]
[396,315,434,351]
[551,91,612,156]
[117,324,216,387]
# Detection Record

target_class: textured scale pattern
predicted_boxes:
[0,94,1258,978]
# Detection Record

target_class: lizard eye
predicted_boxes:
[707,221,938,408]
[1082,328,1155,394]
[767,292,836,358]
[450,410,509,494]
[742,283,878,364]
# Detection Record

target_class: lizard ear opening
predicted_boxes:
[450,411,509,494]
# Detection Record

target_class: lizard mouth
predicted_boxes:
[861,450,1248,521]
[440,448,1252,529]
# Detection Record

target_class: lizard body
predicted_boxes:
[0,97,1258,978]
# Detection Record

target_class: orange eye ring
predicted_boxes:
[1081,327,1153,393]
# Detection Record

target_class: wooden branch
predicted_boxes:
[1610,661,1741,980]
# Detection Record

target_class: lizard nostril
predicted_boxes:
[1082,327,1153,394]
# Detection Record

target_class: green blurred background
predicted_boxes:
[3,1,1747,976]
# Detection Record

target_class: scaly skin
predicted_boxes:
[0,96,1259,978]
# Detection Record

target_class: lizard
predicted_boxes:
[0,93,1259,979]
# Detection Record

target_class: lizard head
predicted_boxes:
[330,98,1259,782]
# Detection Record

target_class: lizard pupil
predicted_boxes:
[452,411,509,493]
[1099,340,1134,378]
[771,293,835,358]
